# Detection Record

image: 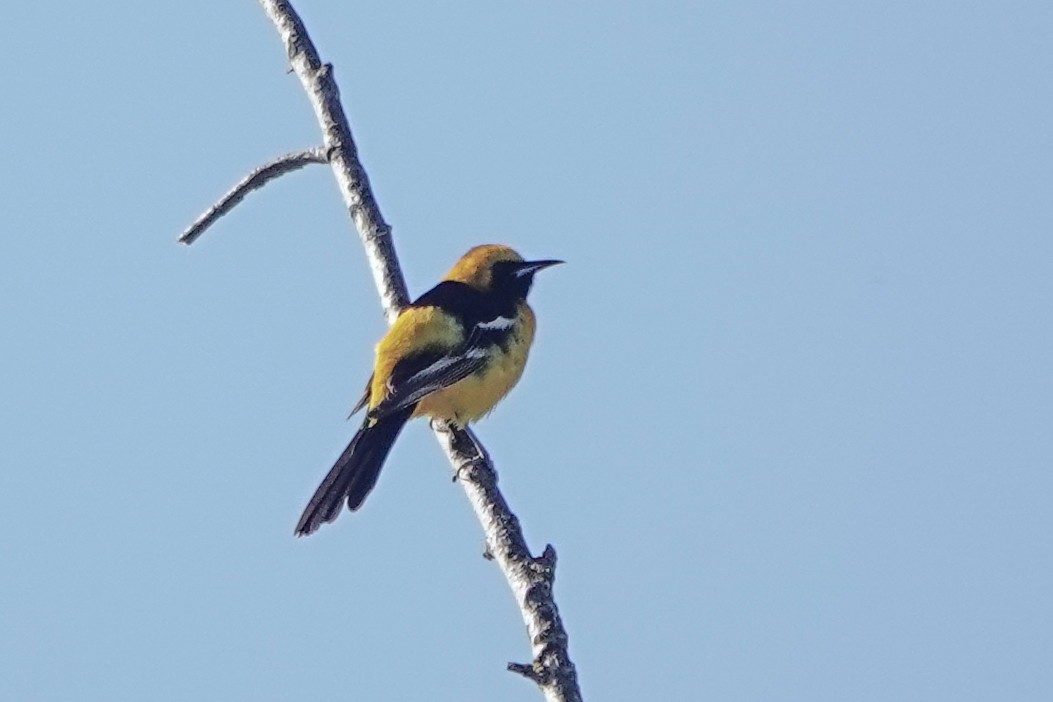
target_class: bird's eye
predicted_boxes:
[491,261,514,280]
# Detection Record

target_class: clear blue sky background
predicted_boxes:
[2,2,1051,700]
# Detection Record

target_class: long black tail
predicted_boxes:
[294,405,415,536]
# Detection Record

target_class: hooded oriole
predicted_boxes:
[295,244,561,536]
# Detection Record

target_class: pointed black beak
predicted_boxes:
[511,259,564,278]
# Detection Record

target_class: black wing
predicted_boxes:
[368,345,488,419]
[365,281,518,419]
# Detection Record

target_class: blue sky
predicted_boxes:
[2,2,1051,700]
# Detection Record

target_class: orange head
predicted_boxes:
[443,244,562,296]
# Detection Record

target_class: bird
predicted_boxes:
[295,244,562,536]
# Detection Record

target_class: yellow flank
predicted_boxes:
[416,302,537,426]
[369,306,465,410]
[444,245,524,291]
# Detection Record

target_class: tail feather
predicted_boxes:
[295,405,414,536]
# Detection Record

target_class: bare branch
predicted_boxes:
[179,147,327,245]
[436,426,583,702]
[188,2,584,699]
[258,0,408,321]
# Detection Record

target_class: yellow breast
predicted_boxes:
[414,302,537,426]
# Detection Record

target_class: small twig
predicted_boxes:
[509,662,547,684]
[179,147,328,245]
